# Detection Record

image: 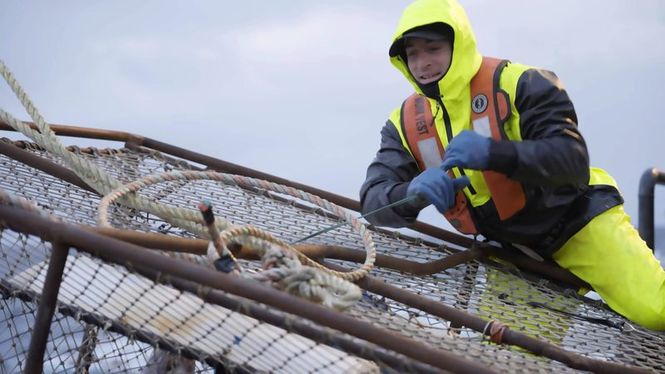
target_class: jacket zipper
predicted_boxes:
[436,97,477,195]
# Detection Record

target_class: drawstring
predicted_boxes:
[291,195,422,244]
[527,301,626,330]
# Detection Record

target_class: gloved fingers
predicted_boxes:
[417,184,439,208]
[455,130,477,141]
[407,169,437,197]
[407,168,461,213]
[432,182,456,213]
[441,156,460,171]
[431,191,450,213]
[452,176,471,191]
[430,175,455,211]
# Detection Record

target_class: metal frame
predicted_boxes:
[0,204,648,373]
[1,204,492,374]
[0,121,474,247]
[0,121,651,373]
[0,124,587,289]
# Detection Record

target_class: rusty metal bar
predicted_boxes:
[88,225,480,275]
[297,243,485,275]
[0,279,255,373]
[0,275,437,374]
[298,244,585,288]
[0,140,97,194]
[486,246,589,289]
[87,225,587,289]
[24,241,70,374]
[321,261,647,374]
[165,274,441,373]
[0,122,586,285]
[0,120,474,247]
[0,204,495,374]
[136,135,473,248]
[89,226,210,255]
[0,122,132,142]
[0,128,479,277]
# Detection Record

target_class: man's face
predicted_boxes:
[405,37,452,85]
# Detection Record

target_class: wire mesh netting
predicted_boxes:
[0,137,663,373]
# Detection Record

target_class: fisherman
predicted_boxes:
[360,0,665,330]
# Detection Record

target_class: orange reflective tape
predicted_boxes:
[402,94,478,235]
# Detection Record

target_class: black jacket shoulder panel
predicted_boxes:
[506,68,590,186]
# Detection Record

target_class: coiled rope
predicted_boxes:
[98,170,375,282]
[0,59,373,308]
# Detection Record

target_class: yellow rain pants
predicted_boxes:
[553,205,665,330]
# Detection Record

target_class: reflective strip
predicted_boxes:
[472,116,491,138]
[417,138,443,169]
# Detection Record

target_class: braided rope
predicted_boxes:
[0,188,54,219]
[0,59,375,282]
[0,60,217,240]
[247,244,361,310]
[98,170,376,282]
[0,183,361,309]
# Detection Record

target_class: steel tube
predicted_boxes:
[137,136,475,248]
[24,241,70,374]
[0,205,495,374]
[165,274,441,373]
[638,168,665,250]
[87,226,586,288]
[89,214,584,288]
[0,279,255,373]
[323,261,647,374]
[0,121,131,142]
[1,275,436,374]
[0,120,475,247]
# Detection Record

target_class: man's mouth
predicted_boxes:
[419,72,442,83]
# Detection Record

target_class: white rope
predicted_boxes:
[0,58,373,306]
[98,170,376,281]
[246,243,361,310]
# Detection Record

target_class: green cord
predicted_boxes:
[291,195,421,244]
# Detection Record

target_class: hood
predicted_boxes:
[390,0,482,102]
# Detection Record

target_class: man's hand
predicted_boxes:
[441,130,491,171]
[407,168,470,214]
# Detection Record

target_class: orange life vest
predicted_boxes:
[401,57,526,234]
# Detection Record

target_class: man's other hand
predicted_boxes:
[441,130,491,171]
[407,168,470,214]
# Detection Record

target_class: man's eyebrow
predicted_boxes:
[405,39,446,48]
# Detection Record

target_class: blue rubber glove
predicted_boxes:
[441,130,491,171]
[407,168,471,214]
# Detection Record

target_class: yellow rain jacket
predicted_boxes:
[360,0,622,256]
[360,0,665,330]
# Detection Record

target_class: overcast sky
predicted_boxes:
[1,1,665,255]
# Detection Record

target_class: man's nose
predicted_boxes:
[418,57,431,71]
